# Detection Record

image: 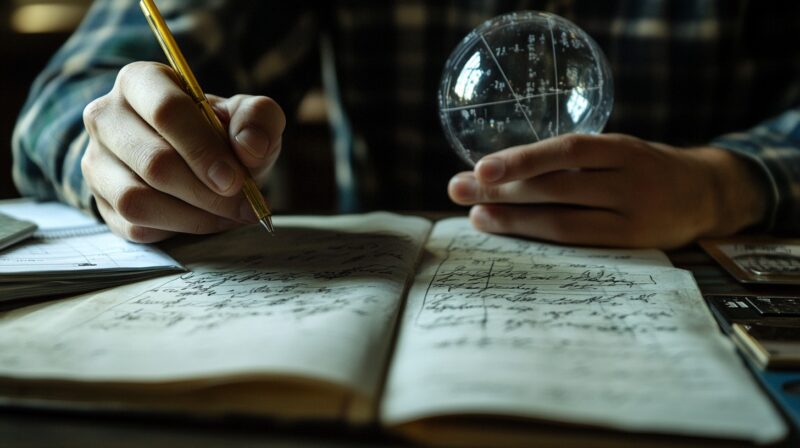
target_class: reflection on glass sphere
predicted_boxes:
[438,11,614,165]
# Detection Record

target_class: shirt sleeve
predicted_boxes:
[711,107,800,235]
[12,0,319,214]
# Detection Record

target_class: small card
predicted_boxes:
[700,237,800,285]
[0,212,37,252]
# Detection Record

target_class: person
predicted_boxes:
[12,1,800,248]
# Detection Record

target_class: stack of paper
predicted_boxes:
[0,199,184,303]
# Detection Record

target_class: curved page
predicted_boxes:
[382,218,786,444]
[0,213,431,420]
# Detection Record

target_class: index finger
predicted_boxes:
[116,62,244,196]
[474,134,627,185]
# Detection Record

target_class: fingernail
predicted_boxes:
[235,127,270,159]
[450,175,478,200]
[470,206,492,230]
[476,157,505,183]
[239,198,257,223]
[208,160,235,192]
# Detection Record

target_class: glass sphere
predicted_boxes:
[438,11,614,165]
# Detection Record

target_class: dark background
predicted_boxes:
[0,0,94,200]
[0,0,336,212]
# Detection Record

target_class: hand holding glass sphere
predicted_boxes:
[438,11,613,165]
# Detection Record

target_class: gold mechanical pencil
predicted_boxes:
[139,0,274,234]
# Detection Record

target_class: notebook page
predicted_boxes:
[0,214,430,403]
[0,201,180,277]
[382,218,786,444]
[0,199,97,231]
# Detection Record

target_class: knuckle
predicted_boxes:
[81,144,103,188]
[150,90,190,130]
[229,94,248,103]
[80,150,93,182]
[115,62,138,84]
[80,143,95,168]
[82,97,106,134]
[137,142,175,187]
[115,61,148,91]
[508,146,536,171]
[557,134,589,157]
[481,185,502,202]
[114,185,150,224]
[118,61,163,83]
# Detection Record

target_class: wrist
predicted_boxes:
[689,146,769,237]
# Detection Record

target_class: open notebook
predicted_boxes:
[0,213,786,446]
[0,200,183,303]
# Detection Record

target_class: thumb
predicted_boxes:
[209,94,285,174]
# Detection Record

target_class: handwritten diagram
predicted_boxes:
[414,230,684,347]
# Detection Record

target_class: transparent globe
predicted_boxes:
[438,11,613,165]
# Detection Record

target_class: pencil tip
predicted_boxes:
[260,216,275,235]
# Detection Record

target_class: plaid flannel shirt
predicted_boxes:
[12,0,800,233]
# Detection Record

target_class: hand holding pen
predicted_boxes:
[81,1,284,242]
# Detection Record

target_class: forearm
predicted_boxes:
[13,73,116,212]
[11,0,162,211]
